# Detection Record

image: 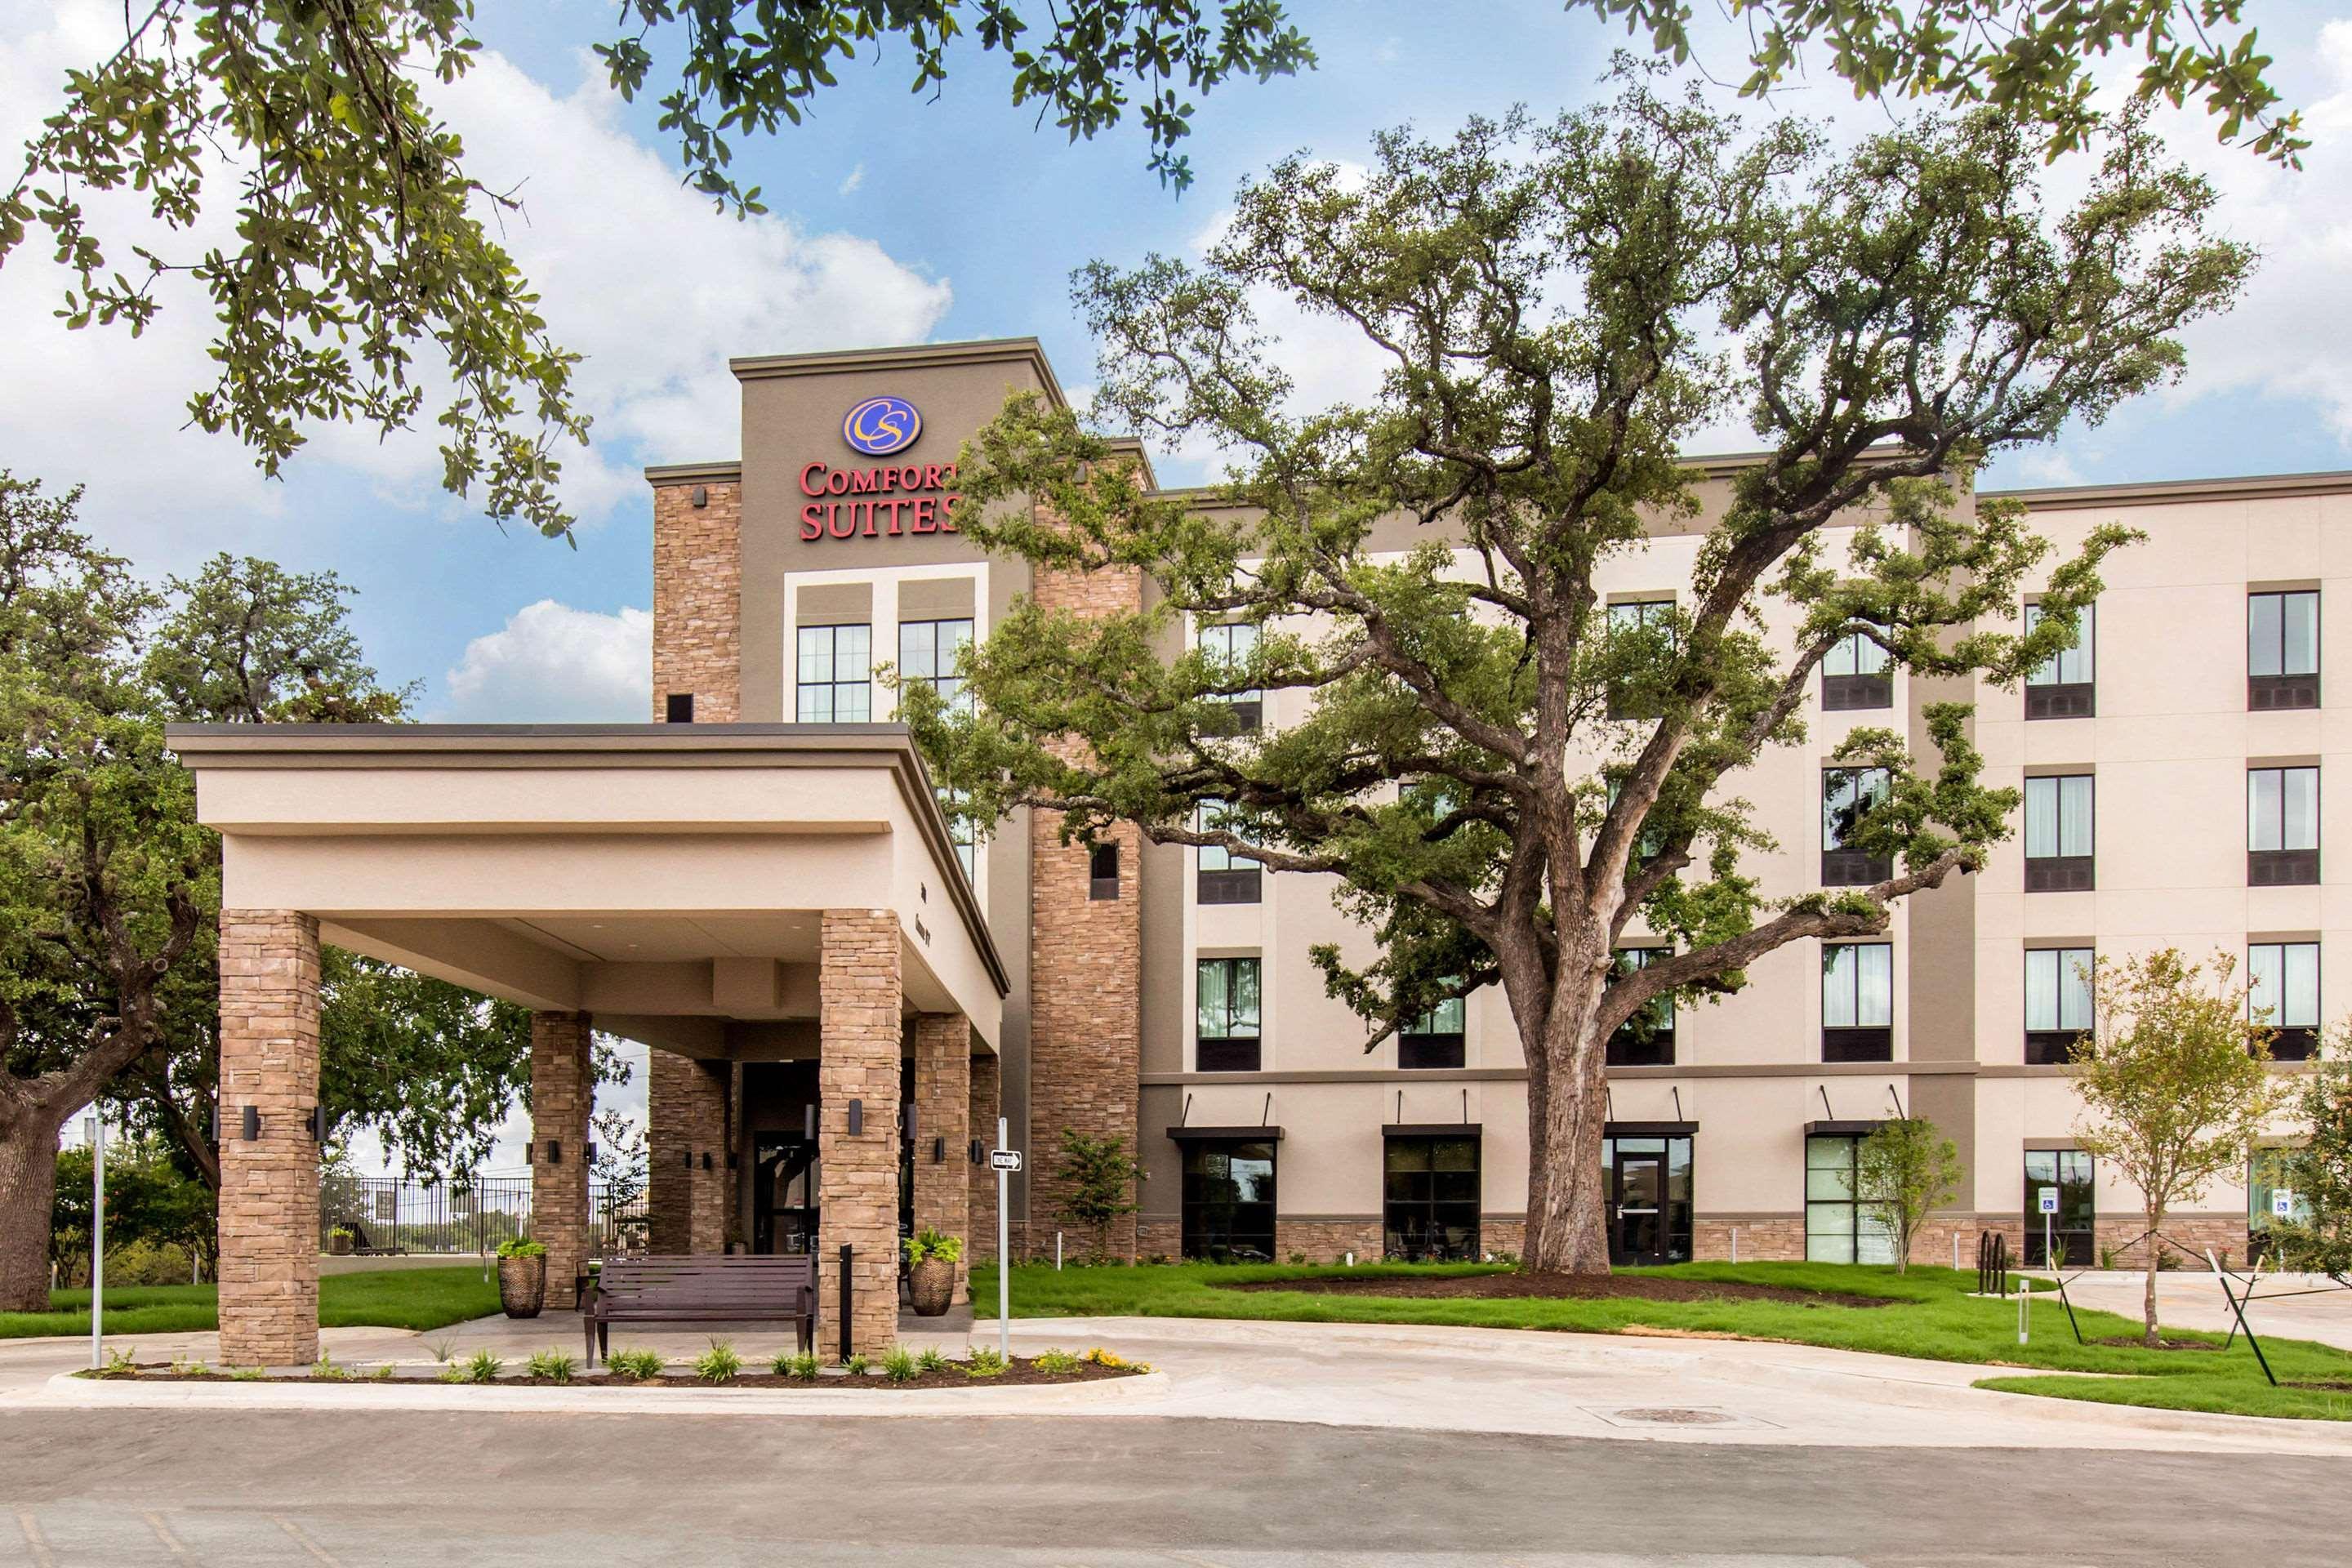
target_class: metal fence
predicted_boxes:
[320,1175,648,1255]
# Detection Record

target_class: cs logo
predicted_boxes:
[842,395,921,457]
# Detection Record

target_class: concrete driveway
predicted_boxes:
[2038,1267,2352,1350]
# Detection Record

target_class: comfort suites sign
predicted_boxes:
[797,394,962,541]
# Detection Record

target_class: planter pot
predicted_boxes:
[497,1255,547,1319]
[327,1235,354,1257]
[906,1258,956,1317]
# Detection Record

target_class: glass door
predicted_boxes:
[754,1134,819,1255]
[2023,1150,2096,1266]
[1610,1147,1668,1265]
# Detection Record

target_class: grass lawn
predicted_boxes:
[970,1258,2352,1421]
[2,1266,500,1340]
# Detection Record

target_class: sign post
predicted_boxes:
[991,1120,1019,1365]
[88,1110,105,1371]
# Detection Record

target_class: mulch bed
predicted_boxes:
[1223,1271,1895,1309]
[2285,1379,2352,1392]
[2087,1336,2225,1352]
[82,1357,1144,1391]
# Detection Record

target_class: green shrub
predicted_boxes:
[457,1349,502,1384]
[169,1358,212,1379]
[880,1345,918,1383]
[495,1238,548,1260]
[310,1354,352,1382]
[230,1365,265,1382]
[368,1364,394,1382]
[902,1228,964,1265]
[841,1352,870,1376]
[527,1349,577,1383]
[1033,1348,1081,1374]
[605,1348,665,1382]
[777,1351,821,1380]
[695,1340,743,1383]
[91,1348,140,1379]
[964,1347,1006,1379]
[915,1346,949,1373]
[425,1337,457,1365]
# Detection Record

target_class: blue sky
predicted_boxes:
[5,0,2352,726]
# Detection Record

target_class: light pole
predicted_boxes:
[87,1108,105,1370]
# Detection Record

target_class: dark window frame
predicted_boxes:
[1822,767,1893,886]
[1199,621,1264,734]
[1820,627,1892,711]
[1399,991,1467,1071]
[1606,597,1677,719]
[1383,1134,1481,1261]
[2023,773,2096,893]
[1180,1139,1276,1262]
[2023,1149,2096,1267]
[1805,1134,1895,1263]
[1196,802,1263,905]
[1606,947,1676,1067]
[1603,1133,1695,1265]
[2249,940,2321,1062]
[2248,765,2321,886]
[1823,942,1894,1062]
[2023,599,2096,719]
[795,621,874,724]
[2248,590,2321,710]
[2024,945,2094,1065]
[1196,956,1262,1073]
[1088,842,1120,901]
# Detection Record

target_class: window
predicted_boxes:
[1088,842,1120,902]
[2248,766,2320,885]
[2024,600,2095,719]
[898,617,973,711]
[2248,590,2320,710]
[1180,1140,1275,1261]
[1822,942,1893,1062]
[1603,1133,1694,1264]
[2024,947,2094,1065]
[1383,1135,1480,1261]
[2023,1150,2095,1267]
[795,623,872,723]
[1805,1135,1895,1263]
[1821,627,1891,710]
[1198,621,1263,732]
[1196,957,1262,1072]
[1399,990,1466,1071]
[665,692,695,723]
[1606,598,1676,719]
[2023,774,2095,892]
[1606,947,1675,1067]
[2249,941,2319,1061]
[1822,767,1892,885]
[2248,1147,2312,1263]
[1196,802,1262,905]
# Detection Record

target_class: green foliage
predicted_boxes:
[91,1348,140,1379]
[2,6,1311,539]
[902,1228,964,1265]
[50,1139,217,1285]
[880,1345,920,1383]
[776,1350,821,1380]
[457,1350,503,1384]
[1562,1,2306,166]
[696,1339,744,1383]
[920,78,2247,1269]
[310,1354,352,1383]
[1032,1347,1082,1374]
[915,1345,950,1374]
[1054,1129,1143,1259]
[2072,949,2292,1343]
[606,1348,666,1382]
[963,1347,1007,1378]
[1855,1118,1965,1276]
[841,1351,871,1376]
[2278,1036,2352,1280]
[496,1238,548,1260]
[526,1348,578,1383]
[229,1365,265,1382]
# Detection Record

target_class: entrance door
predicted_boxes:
[753,1134,819,1255]
[2022,1150,2095,1267]
[1610,1147,1668,1265]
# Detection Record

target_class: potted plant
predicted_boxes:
[902,1229,963,1317]
[327,1226,354,1257]
[496,1238,549,1319]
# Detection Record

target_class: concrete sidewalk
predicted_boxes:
[8,1308,2350,1456]
[2040,1267,2352,1348]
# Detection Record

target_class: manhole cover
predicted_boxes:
[1610,1407,1735,1425]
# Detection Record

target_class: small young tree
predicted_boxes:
[1854,1116,1964,1275]
[2073,949,2291,1345]
[1054,1129,1143,1262]
[2277,1036,2352,1280]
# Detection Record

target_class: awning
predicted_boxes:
[1804,1119,1887,1138]
[1606,1120,1699,1137]
[1382,1122,1482,1138]
[1165,1125,1284,1142]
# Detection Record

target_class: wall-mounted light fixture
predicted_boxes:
[848,1099,863,1135]
[701,1152,713,1171]
[546,1140,563,1165]
[803,1104,817,1142]
[690,484,709,508]
[241,1105,260,1142]
[902,1105,918,1144]
[932,1137,946,1164]
[310,1105,328,1143]
[968,1138,984,1165]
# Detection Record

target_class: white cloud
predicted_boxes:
[437,599,652,722]
[839,162,866,195]
[0,6,953,553]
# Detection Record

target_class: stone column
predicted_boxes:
[968,1049,1001,1266]
[819,909,902,1356]
[911,1013,972,1301]
[647,1048,729,1254]
[529,1012,593,1308]
[217,910,323,1368]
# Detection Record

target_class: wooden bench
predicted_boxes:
[581,1254,817,1364]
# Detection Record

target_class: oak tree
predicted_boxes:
[909,78,2250,1273]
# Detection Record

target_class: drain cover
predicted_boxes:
[1607,1407,1735,1425]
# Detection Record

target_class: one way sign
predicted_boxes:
[990,1148,1022,1173]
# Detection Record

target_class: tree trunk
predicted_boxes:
[0,1114,65,1312]
[1521,998,1615,1276]
[2142,1201,2163,1348]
